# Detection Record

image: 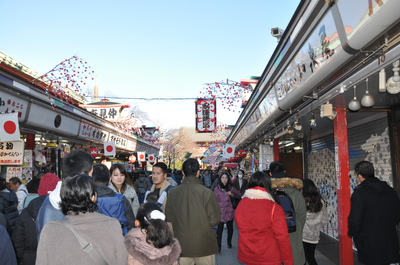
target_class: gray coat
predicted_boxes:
[302,199,328,243]
[272,177,307,265]
[36,212,128,265]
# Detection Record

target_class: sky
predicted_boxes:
[1,0,300,129]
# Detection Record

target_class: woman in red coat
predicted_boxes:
[235,171,293,265]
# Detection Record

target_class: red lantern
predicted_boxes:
[238,149,247,157]
[88,148,99,158]
[234,153,240,160]
[128,155,136,164]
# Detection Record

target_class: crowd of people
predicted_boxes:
[0,151,399,265]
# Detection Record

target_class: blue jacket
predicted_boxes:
[35,196,65,240]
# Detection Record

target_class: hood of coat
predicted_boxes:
[242,188,275,202]
[0,189,18,204]
[356,177,391,193]
[271,177,303,190]
[125,228,181,265]
[95,184,116,197]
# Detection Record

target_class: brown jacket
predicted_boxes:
[36,212,128,265]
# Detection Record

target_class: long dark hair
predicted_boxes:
[218,172,233,190]
[248,171,280,203]
[302,179,323,213]
[136,202,173,248]
[110,164,133,194]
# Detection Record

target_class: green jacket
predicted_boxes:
[165,176,221,257]
[272,177,307,265]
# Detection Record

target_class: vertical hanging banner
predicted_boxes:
[137,152,146,163]
[0,113,21,142]
[104,142,116,157]
[148,154,155,165]
[195,98,216,133]
[223,144,236,158]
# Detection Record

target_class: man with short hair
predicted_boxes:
[165,158,221,265]
[348,161,400,265]
[144,162,173,208]
[92,164,135,234]
[36,150,94,239]
[8,177,28,213]
[269,161,306,265]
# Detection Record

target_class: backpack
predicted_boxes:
[274,188,296,233]
[97,194,129,235]
[23,194,39,209]
[137,178,146,195]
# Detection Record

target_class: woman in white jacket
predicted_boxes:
[302,179,328,265]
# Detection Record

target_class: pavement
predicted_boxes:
[215,222,340,265]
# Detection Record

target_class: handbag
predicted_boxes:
[61,219,108,265]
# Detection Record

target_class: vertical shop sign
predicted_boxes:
[195,99,216,133]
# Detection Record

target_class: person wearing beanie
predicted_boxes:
[38,173,60,196]
[12,173,60,265]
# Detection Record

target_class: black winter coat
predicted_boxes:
[12,195,46,265]
[0,189,19,235]
[348,177,400,265]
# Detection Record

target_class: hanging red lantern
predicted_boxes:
[128,155,136,164]
[238,149,247,157]
[88,148,99,158]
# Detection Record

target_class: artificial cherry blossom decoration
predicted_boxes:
[32,55,95,109]
[199,79,250,113]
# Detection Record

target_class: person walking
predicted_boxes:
[144,162,174,209]
[270,161,306,265]
[8,177,28,213]
[214,171,241,253]
[165,158,221,265]
[109,164,140,217]
[134,171,152,205]
[235,171,293,265]
[348,161,400,265]
[0,175,19,236]
[36,173,128,265]
[302,179,328,265]
[124,202,181,265]
[232,169,248,208]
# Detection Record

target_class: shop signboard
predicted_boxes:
[126,140,137,151]
[26,104,80,136]
[109,133,128,149]
[6,166,23,181]
[0,91,29,121]
[78,122,109,142]
[195,98,216,133]
[0,140,24,166]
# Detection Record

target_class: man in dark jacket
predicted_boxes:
[93,164,135,233]
[165,158,221,265]
[0,177,19,236]
[348,161,400,265]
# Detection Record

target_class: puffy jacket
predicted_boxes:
[12,195,46,265]
[235,187,293,265]
[271,176,306,265]
[214,183,241,222]
[0,189,19,235]
[125,228,181,265]
[165,176,221,257]
[302,199,328,243]
[109,183,140,217]
[96,184,135,232]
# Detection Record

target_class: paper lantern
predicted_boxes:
[88,148,99,158]
[128,155,136,164]
[238,149,247,157]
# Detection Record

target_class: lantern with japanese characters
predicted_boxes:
[89,148,99,158]
[129,155,136,164]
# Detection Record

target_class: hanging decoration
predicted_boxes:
[195,98,216,133]
[32,55,95,110]
[199,79,252,113]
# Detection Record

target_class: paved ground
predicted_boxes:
[215,222,338,265]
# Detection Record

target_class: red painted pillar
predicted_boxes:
[333,107,353,265]
[273,139,279,161]
[26,134,35,178]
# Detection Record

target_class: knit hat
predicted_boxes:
[38,173,60,196]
